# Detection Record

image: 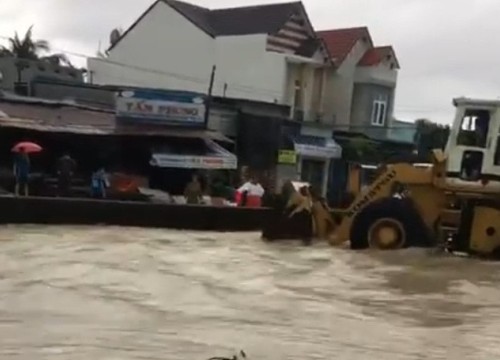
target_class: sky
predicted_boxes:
[1,0,499,124]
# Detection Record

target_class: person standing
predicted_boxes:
[13,147,30,197]
[91,167,108,199]
[184,174,203,205]
[56,153,77,197]
[236,177,265,207]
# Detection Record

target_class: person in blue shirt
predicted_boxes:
[13,147,30,197]
[91,167,108,199]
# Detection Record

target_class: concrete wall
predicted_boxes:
[89,1,215,93]
[350,83,395,140]
[0,196,272,231]
[214,34,287,103]
[354,64,398,86]
[207,105,238,137]
[0,57,84,93]
[323,39,370,128]
[31,80,115,109]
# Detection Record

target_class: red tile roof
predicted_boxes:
[358,46,400,69]
[317,27,373,66]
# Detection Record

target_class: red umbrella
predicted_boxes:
[11,141,43,153]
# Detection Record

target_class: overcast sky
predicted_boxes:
[1,0,499,124]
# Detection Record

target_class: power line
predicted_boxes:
[0,34,454,114]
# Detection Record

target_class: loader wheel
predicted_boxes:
[367,217,406,250]
[350,198,428,250]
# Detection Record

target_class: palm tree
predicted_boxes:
[1,25,49,59]
[0,25,72,67]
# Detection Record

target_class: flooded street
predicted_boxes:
[0,226,499,359]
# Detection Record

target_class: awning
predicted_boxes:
[150,138,237,170]
[293,135,342,159]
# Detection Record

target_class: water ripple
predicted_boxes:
[0,225,498,359]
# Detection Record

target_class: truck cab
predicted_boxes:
[444,97,500,192]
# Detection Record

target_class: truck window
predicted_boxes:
[457,109,490,148]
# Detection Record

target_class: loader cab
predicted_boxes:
[445,97,500,191]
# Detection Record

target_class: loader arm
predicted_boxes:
[329,163,436,246]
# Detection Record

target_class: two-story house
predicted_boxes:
[318,27,400,140]
[88,0,332,123]
[87,0,344,195]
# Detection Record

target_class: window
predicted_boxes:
[371,95,388,126]
[457,109,490,148]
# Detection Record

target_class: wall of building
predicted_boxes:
[0,57,84,93]
[31,79,115,109]
[88,1,215,93]
[350,83,395,140]
[354,64,398,86]
[323,39,370,128]
[213,34,287,103]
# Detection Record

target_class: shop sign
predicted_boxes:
[151,154,237,170]
[278,150,297,164]
[294,142,342,159]
[116,89,206,127]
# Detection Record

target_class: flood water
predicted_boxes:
[0,226,499,359]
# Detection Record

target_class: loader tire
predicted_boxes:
[350,197,430,250]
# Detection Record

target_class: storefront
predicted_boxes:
[115,88,238,194]
[293,135,342,196]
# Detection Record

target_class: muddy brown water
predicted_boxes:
[0,225,499,359]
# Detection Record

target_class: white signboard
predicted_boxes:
[116,91,206,126]
[294,140,342,159]
[150,154,237,170]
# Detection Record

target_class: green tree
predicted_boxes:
[0,25,72,66]
[414,119,450,160]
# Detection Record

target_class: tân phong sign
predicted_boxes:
[115,89,206,127]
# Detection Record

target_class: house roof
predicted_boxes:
[358,46,400,69]
[109,0,304,51]
[209,2,302,36]
[317,27,373,66]
[164,0,215,35]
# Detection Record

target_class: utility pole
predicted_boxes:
[203,65,216,127]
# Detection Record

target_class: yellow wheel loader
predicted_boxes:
[264,97,500,257]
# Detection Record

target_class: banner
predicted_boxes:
[150,153,237,169]
[116,89,206,126]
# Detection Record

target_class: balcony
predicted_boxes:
[354,66,398,86]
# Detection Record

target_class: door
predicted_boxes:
[301,159,324,193]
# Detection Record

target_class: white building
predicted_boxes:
[88,0,332,123]
[88,0,342,196]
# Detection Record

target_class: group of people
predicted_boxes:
[12,148,108,198]
[13,148,77,197]
[183,173,265,207]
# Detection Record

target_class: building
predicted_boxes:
[0,56,85,95]
[318,27,400,140]
[87,0,345,195]
[87,0,332,123]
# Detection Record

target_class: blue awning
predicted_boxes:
[293,135,342,159]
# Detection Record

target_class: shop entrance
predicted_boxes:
[300,159,325,193]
